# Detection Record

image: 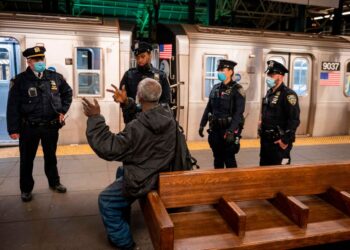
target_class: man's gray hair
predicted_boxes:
[137,78,162,102]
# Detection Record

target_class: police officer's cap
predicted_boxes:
[265,60,289,75]
[132,41,153,56]
[217,59,237,70]
[22,46,46,59]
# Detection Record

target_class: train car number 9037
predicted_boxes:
[322,62,340,71]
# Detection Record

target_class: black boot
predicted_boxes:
[21,192,32,202]
[50,183,67,193]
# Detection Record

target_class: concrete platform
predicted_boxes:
[1,143,350,250]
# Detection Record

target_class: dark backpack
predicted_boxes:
[169,122,199,171]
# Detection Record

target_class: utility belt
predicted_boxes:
[22,118,60,128]
[209,115,232,130]
[260,126,285,142]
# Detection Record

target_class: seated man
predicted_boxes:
[82,78,176,250]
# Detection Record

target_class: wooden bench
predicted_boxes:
[140,162,350,250]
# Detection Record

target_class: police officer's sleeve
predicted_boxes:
[159,73,171,104]
[6,78,21,134]
[86,114,133,161]
[229,86,246,131]
[119,71,128,91]
[200,99,212,127]
[121,97,138,124]
[59,76,72,114]
[282,91,300,144]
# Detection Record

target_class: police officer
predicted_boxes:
[119,41,171,122]
[199,59,245,168]
[7,46,72,202]
[259,60,300,166]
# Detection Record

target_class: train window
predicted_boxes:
[345,62,350,97]
[0,48,10,80]
[292,58,309,96]
[76,47,102,96]
[204,55,226,97]
[78,73,100,95]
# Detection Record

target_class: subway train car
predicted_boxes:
[0,13,131,145]
[0,13,349,145]
[178,24,350,140]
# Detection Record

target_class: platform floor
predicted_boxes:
[0,139,350,250]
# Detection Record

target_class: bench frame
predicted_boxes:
[141,162,350,250]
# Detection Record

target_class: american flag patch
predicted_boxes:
[159,44,172,59]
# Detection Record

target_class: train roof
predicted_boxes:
[182,24,350,48]
[0,12,119,37]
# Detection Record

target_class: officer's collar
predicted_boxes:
[271,82,285,93]
[26,67,48,80]
[221,80,235,88]
[25,67,38,80]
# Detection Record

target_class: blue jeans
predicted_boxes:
[98,168,135,249]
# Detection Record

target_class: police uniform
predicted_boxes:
[199,59,245,168]
[260,60,300,166]
[7,46,72,201]
[120,41,171,114]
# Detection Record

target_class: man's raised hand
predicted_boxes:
[107,84,127,104]
[82,97,101,117]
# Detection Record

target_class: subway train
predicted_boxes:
[0,13,349,145]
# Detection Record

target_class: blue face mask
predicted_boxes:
[217,72,227,81]
[34,61,46,73]
[266,76,276,88]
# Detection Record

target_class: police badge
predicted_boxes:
[28,87,38,97]
[287,94,297,106]
[50,80,58,92]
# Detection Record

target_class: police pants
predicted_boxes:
[259,138,293,166]
[98,174,135,249]
[208,129,237,168]
[19,124,60,193]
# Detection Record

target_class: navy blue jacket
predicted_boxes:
[7,67,72,134]
[200,81,245,131]
[120,65,171,104]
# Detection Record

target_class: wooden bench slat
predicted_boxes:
[268,192,309,228]
[174,219,350,250]
[170,210,233,239]
[217,197,247,237]
[170,196,343,240]
[159,163,350,208]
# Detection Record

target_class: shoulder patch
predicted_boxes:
[154,72,160,81]
[237,87,245,97]
[9,79,15,89]
[287,94,297,106]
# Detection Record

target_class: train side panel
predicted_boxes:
[0,16,121,145]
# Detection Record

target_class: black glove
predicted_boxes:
[224,130,235,144]
[199,126,204,137]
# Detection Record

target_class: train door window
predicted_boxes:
[345,62,350,97]
[204,55,226,98]
[292,58,309,96]
[75,47,102,96]
[0,48,10,80]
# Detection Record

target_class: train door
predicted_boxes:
[265,53,312,136]
[0,37,21,145]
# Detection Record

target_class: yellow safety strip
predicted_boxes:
[0,136,349,159]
